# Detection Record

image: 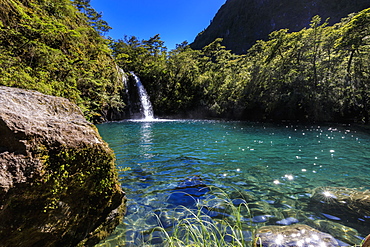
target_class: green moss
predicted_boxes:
[0,141,124,246]
[40,144,119,212]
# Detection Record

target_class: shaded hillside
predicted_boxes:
[191,0,370,54]
[0,0,124,122]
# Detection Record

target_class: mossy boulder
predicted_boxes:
[0,86,126,246]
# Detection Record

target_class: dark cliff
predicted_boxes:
[191,0,370,54]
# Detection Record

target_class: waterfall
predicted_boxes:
[130,72,154,120]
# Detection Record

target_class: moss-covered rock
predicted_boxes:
[0,86,126,246]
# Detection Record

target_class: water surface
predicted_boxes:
[96,120,370,246]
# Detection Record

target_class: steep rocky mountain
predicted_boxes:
[191,0,370,54]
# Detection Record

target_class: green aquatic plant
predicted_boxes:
[148,188,256,247]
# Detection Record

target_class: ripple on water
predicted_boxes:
[96,121,370,246]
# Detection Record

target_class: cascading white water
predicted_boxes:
[130,72,154,120]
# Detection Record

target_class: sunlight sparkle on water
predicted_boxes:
[323,191,337,199]
[96,120,370,246]
[297,240,304,247]
[275,234,284,245]
[285,174,294,180]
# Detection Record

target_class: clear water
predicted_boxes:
[96,120,370,246]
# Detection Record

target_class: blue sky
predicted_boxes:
[90,0,226,50]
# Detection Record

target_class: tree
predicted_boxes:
[336,8,370,122]
[0,0,123,122]
[72,0,111,35]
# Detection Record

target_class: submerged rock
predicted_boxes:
[308,219,362,245]
[255,224,339,247]
[309,187,370,226]
[167,176,210,207]
[276,216,299,225]
[0,86,126,246]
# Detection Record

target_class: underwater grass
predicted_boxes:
[148,187,256,247]
[97,185,368,247]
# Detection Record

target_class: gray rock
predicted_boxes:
[0,86,126,246]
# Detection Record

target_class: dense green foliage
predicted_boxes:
[0,0,124,122]
[112,9,370,123]
[0,0,368,123]
[73,0,111,35]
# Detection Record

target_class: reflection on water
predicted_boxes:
[139,122,154,159]
[96,121,370,246]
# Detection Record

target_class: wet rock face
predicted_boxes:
[255,224,339,247]
[0,86,125,246]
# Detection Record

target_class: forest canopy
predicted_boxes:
[0,0,123,122]
[0,0,369,123]
[111,10,370,123]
